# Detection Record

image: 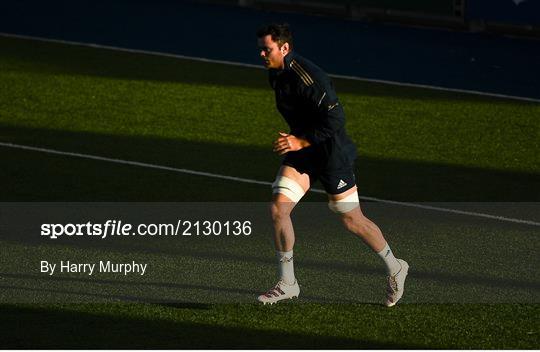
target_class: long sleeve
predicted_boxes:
[297,78,345,145]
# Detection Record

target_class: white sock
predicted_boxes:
[377,243,401,276]
[277,250,295,285]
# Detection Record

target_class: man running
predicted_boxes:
[256,23,409,307]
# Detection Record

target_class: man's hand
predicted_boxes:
[273,132,311,155]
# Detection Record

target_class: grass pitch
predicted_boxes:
[0,35,539,348]
[1,36,539,202]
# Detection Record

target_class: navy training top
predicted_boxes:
[269,51,357,170]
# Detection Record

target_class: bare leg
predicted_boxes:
[329,186,387,252]
[270,196,297,251]
[257,166,309,304]
[269,166,310,252]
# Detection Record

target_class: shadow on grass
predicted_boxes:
[0,282,220,306]
[1,247,539,300]
[2,34,536,105]
[0,277,361,304]
[0,303,418,348]
[1,123,538,201]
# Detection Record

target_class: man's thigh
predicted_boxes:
[274,165,311,197]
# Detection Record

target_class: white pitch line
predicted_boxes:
[1,32,540,104]
[1,141,539,227]
[0,142,271,187]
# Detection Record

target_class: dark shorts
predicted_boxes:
[282,148,356,195]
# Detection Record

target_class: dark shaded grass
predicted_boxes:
[0,303,538,349]
[1,124,538,201]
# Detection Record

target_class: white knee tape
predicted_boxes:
[328,191,360,213]
[272,176,305,203]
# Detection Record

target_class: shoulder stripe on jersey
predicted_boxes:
[291,63,312,85]
[295,63,314,84]
[290,60,314,86]
[291,60,314,85]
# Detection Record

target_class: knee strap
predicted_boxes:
[328,191,360,213]
[272,176,305,203]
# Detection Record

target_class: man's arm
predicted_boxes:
[273,76,343,155]
[298,77,345,145]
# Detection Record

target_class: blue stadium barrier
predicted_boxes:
[465,0,540,26]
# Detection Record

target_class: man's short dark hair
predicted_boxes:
[256,23,293,49]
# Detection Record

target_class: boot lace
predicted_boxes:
[264,282,286,298]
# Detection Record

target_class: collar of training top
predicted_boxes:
[270,51,295,77]
[283,51,294,70]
